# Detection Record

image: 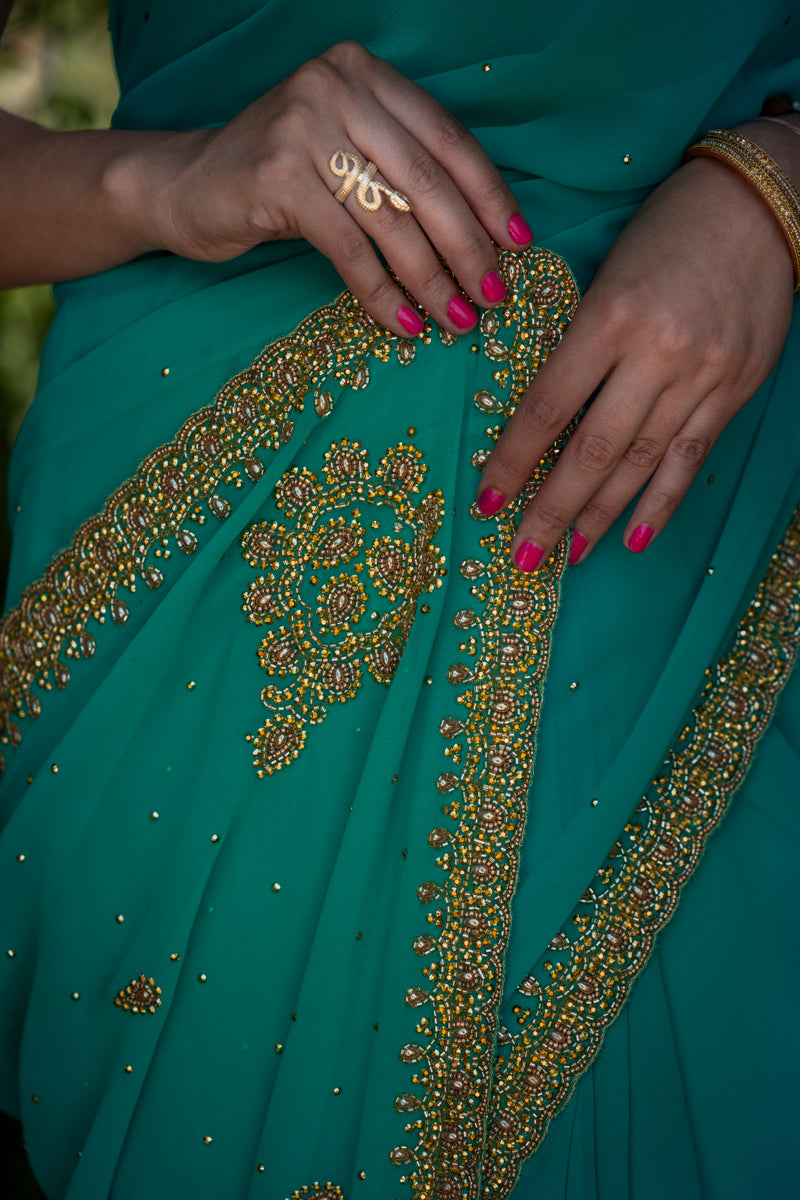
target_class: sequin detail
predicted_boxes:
[114,974,162,1015]
[478,513,800,1197]
[0,291,419,755]
[287,1187,345,1200]
[242,440,445,775]
[392,250,580,1194]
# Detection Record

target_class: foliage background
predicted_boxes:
[0,0,119,599]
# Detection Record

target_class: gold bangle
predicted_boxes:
[683,128,800,292]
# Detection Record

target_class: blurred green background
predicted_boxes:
[0,0,118,600]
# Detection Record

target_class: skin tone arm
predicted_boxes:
[2,0,797,564]
[0,12,530,337]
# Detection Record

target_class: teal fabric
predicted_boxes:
[1,3,799,1198]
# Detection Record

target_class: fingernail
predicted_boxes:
[397,305,424,336]
[514,541,545,572]
[477,486,505,516]
[480,270,507,303]
[628,524,653,554]
[447,295,478,329]
[569,530,588,565]
[508,212,533,245]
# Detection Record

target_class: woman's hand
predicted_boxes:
[124,40,529,336]
[476,136,796,570]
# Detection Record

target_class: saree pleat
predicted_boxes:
[2,3,800,1198]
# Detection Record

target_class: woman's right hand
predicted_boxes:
[138,41,531,336]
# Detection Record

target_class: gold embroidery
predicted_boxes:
[476,512,800,1197]
[287,1187,345,1200]
[242,440,446,775]
[0,290,419,758]
[391,251,580,1196]
[114,974,162,1014]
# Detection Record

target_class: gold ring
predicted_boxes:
[329,150,412,213]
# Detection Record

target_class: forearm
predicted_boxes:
[0,109,202,288]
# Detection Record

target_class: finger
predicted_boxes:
[620,402,720,554]
[476,313,616,519]
[341,113,507,320]
[299,170,427,338]
[566,384,708,562]
[506,362,685,571]
[362,48,534,251]
[324,144,483,334]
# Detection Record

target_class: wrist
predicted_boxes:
[102,128,210,258]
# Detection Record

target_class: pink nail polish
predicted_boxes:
[477,487,505,516]
[397,305,424,336]
[480,270,507,303]
[569,530,588,565]
[508,212,533,245]
[514,541,545,572]
[629,524,653,554]
[447,295,478,329]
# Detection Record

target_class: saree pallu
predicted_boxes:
[1,2,800,1198]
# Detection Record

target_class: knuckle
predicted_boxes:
[359,273,397,309]
[597,288,639,335]
[648,487,681,518]
[433,113,470,154]
[289,55,338,99]
[572,432,617,473]
[477,170,510,207]
[650,316,693,361]
[484,437,523,478]
[624,436,664,471]
[453,227,488,262]
[580,495,616,526]
[407,151,444,197]
[670,434,710,466]
[414,261,451,296]
[320,40,371,72]
[516,389,564,438]
[336,225,371,265]
[532,500,569,532]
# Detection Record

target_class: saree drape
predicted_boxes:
[1,3,799,1198]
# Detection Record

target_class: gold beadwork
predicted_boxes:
[243,440,445,776]
[394,248,580,1197]
[123,1065,133,1074]
[287,1187,345,1200]
[114,974,162,1014]
[684,128,800,290]
[0,283,423,755]
[479,513,800,1195]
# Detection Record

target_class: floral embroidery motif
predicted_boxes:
[114,974,162,1014]
[242,440,446,775]
[477,512,800,1198]
[0,289,421,762]
[390,250,581,1196]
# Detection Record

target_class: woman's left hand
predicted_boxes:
[476,133,795,571]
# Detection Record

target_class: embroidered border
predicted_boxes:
[476,511,800,1196]
[0,287,422,763]
[390,252,580,1196]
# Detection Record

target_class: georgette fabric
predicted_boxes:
[1,2,799,1198]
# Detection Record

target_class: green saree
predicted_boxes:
[1,3,799,1198]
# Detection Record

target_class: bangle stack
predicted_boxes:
[683,128,800,292]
